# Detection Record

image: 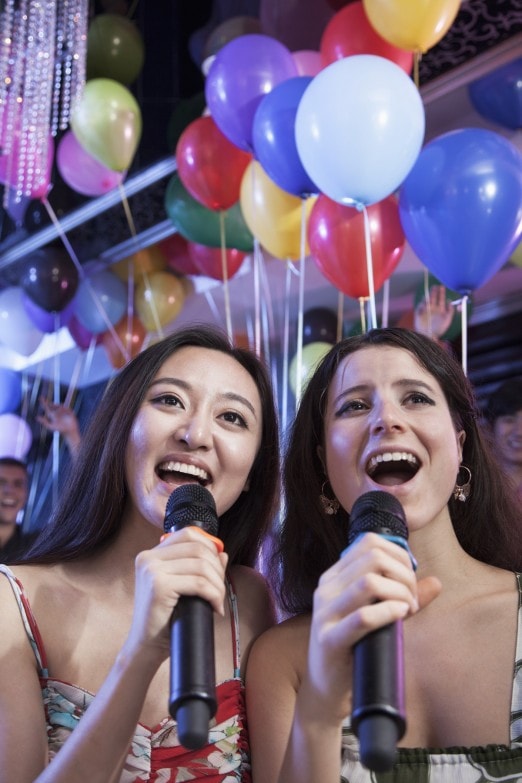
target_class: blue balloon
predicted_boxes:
[399,128,522,293]
[74,269,127,334]
[0,368,22,414]
[252,76,318,197]
[469,57,522,131]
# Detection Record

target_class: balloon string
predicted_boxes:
[281,261,292,435]
[259,250,274,372]
[219,210,233,342]
[336,290,343,342]
[118,182,164,341]
[381,278,390,328]
[423,267,433,335]
[413,51,421,89]
[64,350,84,408]
[359,297,367,333]
[204,289,221,323]
[456,295,469,376]
[294,197,308,402]
[125,259,135,361]
[42,197,128,357]
[52,316,61,509]
[361,205,377,329]
[253,239,262,357]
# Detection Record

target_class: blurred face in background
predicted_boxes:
[0,463,28,543]
[492,410,522,472]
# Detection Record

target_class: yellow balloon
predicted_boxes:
[111,246,167,281]
[134,271,185,331]
[240,161,316,260]
[362,0,460,53]
[71,78,142,171]
[289,341,332,398]
[510,237,522,269]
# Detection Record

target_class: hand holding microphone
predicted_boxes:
[348,491,415,773]
[163,483,223,750]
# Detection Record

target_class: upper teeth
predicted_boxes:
[158,461,209,481]
[367,452,418,472]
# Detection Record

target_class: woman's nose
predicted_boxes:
[370,400,405,434]
[176,416,212,449]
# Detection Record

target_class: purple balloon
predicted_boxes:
[67,315,102,350]
[205,34,298,152]
[22,292,76,333]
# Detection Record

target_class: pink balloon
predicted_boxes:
[57,131,124,196]
[0,413,32,459]
[292,49,323,76]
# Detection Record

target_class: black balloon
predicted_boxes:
[302,307,338,345]
[21,246,79,312]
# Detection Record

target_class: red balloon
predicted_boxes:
[176,116,252,211]
[187,242,247,280]
[308,194,405,298]
[320,1,413,74]
[158,233,201,276]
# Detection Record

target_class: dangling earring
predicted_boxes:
[320,481,339,515]
[453,465,472,502]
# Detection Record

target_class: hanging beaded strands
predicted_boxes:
[0,0,88,205]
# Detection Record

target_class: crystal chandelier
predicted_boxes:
[0,0,88,203]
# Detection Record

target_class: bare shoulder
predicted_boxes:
[229,564,275,628]
[247,613,312,687]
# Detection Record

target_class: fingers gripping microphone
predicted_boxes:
[164,484,219,750]
[348,491,411,772]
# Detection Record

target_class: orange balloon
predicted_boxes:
[111,245,167,281]
[101,313,147,369]
[134,271,185,331]
[240,161,315,260]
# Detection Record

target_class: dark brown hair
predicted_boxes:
[272,327,522,615]
[21,324,279,568]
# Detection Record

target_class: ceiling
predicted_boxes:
[0,0,521,388]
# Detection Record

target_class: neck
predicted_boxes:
[0,524,16,548]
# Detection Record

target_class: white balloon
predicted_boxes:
[0,412,32,459]
[295,54,425,206]
[0,286,45,356]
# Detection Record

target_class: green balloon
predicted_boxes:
[413,273,473,341]
[87,14,145,85]
[289,341,332,398]
[164,174,254,252]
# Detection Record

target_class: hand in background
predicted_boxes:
[414,285,454,340]
[37,399,81,458]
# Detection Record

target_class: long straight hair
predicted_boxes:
[21,325,280,568]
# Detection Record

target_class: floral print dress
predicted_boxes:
[340,572,522,783]
[0,564,251,782]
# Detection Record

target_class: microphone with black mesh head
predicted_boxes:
[164,483,219,749]
[348,491,409,772]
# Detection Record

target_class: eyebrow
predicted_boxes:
[332,378,436,407]
[149,377,258,418]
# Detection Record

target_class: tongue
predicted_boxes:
[375,472,409,487]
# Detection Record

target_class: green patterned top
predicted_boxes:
[340,573,522,783]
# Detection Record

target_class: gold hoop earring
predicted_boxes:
[453,465,472,502]
[320,481,339,515]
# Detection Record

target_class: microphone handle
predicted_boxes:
[169,594,217,750]
[351,619,406,772]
